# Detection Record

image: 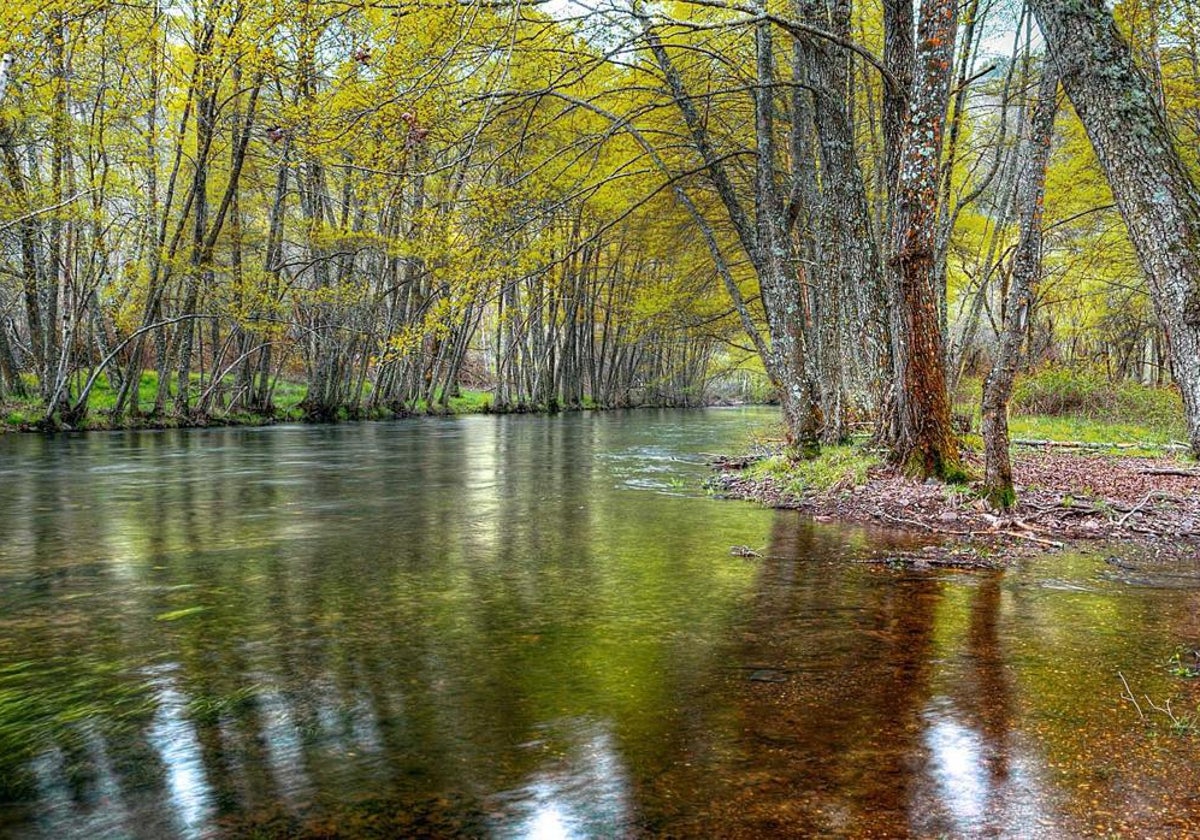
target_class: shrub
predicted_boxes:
[1012,367,1183,424]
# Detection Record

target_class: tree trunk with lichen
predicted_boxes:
[642,11,821,455]
[798,0,888,441]
[981,65,1058,511]
[885,0,963,479]
[1030,0,1200,459]
[754,16,821,455]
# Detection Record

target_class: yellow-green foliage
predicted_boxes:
[1011,367,1183,425]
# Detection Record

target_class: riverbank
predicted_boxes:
[0,376,661,433]
[0,385,738,434]
[709,444,1200,565]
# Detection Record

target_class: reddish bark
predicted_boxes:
[885,0,963,479]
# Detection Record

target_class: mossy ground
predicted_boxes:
[747,445,881,496]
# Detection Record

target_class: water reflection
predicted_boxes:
[148,676,214,839]
[491,717,631,839]
[2,411,1200,838]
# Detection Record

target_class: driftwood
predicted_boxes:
[708,454,766,470]
[1012,438,1191,452]
[876,511,1065,548]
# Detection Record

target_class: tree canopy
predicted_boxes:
[2,0,1199,498]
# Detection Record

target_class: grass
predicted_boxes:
[445,389,493,414]
[956,368,1188,454]
[748,445,880,496]
[1007,415,1180,446]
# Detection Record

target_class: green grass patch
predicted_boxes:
[955,368,1186,449]
[1008,415,1180,447]
[271,378,308,411]
[1011,367,1183,425]
[748,445,880,496]
[445,388,492,414]
[84,370,160,413]
[1,369,317,431]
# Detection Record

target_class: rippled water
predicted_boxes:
[1,409,1198,838]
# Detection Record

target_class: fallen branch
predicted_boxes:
[878,511,971,535]
[1115,491,1173,528]
[999,529,1065,549]
[878,511,1065,548]
[1137,468,1200,478]
[1009,518,1064,537]
[1032,505,1106,521]
[1013,438,1189,452]
[1118,671,1146,722]
[710,454,764,470]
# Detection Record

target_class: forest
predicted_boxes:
[6,1,1200,835]
[2,0,1200,507]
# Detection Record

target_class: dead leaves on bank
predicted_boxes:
[711,449,1200,561]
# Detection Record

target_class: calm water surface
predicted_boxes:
[1,408,1198,838]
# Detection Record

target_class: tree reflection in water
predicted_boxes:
[2,414,1200,838]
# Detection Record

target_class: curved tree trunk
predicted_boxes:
[1030,0,1200,458]
[981,64,1058,510]
[640,12,820,454]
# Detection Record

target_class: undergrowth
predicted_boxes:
[748,445,880,496]
[1011,367,1182,425]
[956,368,1187,446]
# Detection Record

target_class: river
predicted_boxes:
[1,408,1198,838]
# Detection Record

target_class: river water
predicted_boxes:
[0,408,1198,838]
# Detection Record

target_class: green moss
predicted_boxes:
[984,484,1017,511]
[749,445,879,496]
[940,459,974,485]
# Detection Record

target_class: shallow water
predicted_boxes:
[0,408,1198,838]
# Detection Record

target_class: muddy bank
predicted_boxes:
[709,448,1200,564]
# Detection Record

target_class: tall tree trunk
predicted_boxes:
[0,319,22,397]
[43,10,68,413]
[934,0,981,340]
[802,0,888,433]
[981,64,1058,510]
[1029,0,1200,458]
[175,78,213,415]
[886,0,963,479]
[2,146,44,380]
[754,14,820,454]
[640,12,820,452]
[882,0,915,208]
